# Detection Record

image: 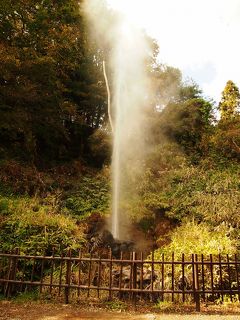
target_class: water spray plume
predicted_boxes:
[84,0,150,240]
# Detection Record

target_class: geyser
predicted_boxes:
[111,20,149,240]
[84,0,150,241]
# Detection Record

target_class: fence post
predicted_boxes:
[88,252,93,298]
[77,249,82,298]
[4,248,19,298]
[161,253,164,302]
[235,254,240,302]
[193,254,200,312]
[172,253,174,302]
[40,251,45,294]
[132,252,137,309]
[65,249,71,304]
[218,254,224,302]
[119,251,123,299]
[201,254,205,302]
[108,249,112,301]
[182,253,185,303]
[227,254,233,302]
[49,248,55,294]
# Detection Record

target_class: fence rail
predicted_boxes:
[0,251,240,311]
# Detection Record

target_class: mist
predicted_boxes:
[84,0,151,240]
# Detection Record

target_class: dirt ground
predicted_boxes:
[1,301,240,320]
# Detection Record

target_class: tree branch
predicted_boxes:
[103,60,114,133]
[232,138,240,153]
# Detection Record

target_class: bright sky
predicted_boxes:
[107,0,240,104]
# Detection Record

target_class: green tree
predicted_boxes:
[178,80,202,101]
[0,0,107,166]
[219,80,240,120]
[150,98,214,160]
[211,115,240,161]
[151,65,182,107]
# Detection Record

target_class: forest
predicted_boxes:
[0,0,240,260]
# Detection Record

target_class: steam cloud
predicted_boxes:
[84,0,151,240]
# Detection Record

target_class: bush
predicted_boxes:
[140,162,240,230]
[211,116,240,161]
[0,160,45,195]
[0,194,85,255]
[63,173,110,218]
[154,220,237,260]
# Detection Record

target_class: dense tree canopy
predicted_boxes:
[0,0,107,166]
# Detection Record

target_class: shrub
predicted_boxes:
[0,160,45,195]
[63,173,110,218]
[140,163,240,229]
[0,195,85,255]
[154,220,237,260]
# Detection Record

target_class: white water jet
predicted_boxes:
[110,21,149,240]
[84,1,150,240]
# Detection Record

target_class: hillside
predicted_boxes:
[0,0,240,258]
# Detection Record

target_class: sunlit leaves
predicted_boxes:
[219,80,240,120]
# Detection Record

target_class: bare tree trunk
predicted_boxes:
[103,61,114,133]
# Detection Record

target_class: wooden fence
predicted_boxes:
[0,250,240,311]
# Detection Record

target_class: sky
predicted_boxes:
[106,0,240,104]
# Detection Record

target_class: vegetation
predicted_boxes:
[0,0,239,259]
[63,172,110,217]
[0,0,107,166]
[154,220,237,259]
[219,80,240,120]
[0,193,85,255]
